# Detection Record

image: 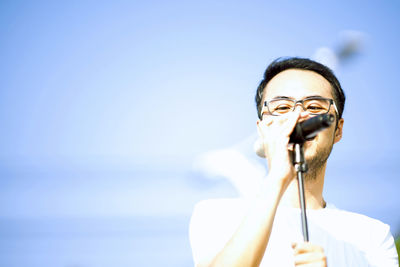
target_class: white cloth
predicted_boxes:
[189,198,399,266]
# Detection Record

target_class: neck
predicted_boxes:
[280,163,327,210]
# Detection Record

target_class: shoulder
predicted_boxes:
[322,205,398,265]
[321,205,391,241]
[325,205,390,233]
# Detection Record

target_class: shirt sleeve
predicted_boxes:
[367,221,399,267]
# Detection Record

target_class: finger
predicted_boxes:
[257,117,273,132]
[280,111,300,137]
[293,242,324,254]
[294,251,326,265]
[294,251,325,263]
[263,116,274,126]
[287,143,294,151]
[301,264,326,267]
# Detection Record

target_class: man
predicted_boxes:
[189,57,399,266]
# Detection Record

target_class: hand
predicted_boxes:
[257,111,300,187]
[292,242,327,267]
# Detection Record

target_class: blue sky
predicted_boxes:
[1,1,400,164]
[0,1,399,266]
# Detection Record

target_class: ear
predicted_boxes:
[333,118,344,144]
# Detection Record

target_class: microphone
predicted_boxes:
[290,113,335,143]
[255,114,335,157]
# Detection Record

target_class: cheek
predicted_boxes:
[328,127,338,144]
[304,129,335,151]
[317,134,335,149]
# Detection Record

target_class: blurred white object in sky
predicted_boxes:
[192,134,266,197]
[313,47,339,71]
[313,30,366,71]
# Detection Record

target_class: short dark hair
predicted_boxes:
[255,57,345,120]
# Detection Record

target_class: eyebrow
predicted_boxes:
[270,96,291,100]
[268,95,324,101]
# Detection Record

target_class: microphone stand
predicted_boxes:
[283,113,333,241]
[293,143,309,242]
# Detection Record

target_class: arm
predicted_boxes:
[194,112,301,267]
[203,178,288,267]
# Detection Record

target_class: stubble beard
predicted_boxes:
[304,140,334,181]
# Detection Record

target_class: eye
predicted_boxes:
[307,105,324,110]
[304,101,327,113]
[273,104,292,113]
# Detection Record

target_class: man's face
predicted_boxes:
[261,69,343,173]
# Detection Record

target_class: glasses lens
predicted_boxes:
[303,98,331,115]
[268,99,295,115]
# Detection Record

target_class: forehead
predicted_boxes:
[263,69,333,100]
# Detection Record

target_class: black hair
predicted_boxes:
[255,57,345,120]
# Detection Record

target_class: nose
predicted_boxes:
[293,103,308,115]
[298,111,311,121]
[293,104,310,121]
[293,103,303,112]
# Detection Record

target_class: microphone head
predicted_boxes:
[289,113,335,143]
[301,113,335,141]
[255,114,335,156]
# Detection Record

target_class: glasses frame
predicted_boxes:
[263,96,339,117]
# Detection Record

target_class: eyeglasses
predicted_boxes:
[263,96,338,116]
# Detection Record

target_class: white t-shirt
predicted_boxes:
[189,198,399,266]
